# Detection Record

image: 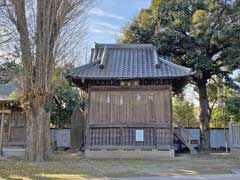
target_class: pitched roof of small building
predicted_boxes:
[0,82,18,100]
[68,44,192,80]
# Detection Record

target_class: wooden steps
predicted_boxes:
[173,119,198,155]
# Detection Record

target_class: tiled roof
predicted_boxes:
[0,82,18,100]
[68,44,192,80]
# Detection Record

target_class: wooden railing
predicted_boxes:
[173,118,197,154]
[86,124,172,150]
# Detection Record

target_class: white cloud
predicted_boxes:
[91,29,106,34]
[90,27,123,41]
[90,21,121,36]
[91,28,116,35]
[94,22,120,31]
[90,8,125,20]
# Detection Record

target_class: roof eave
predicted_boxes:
[69,74,192,81]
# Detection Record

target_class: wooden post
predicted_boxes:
[120,127,123,146]
[229,122,234,149]
[0,113,4,156]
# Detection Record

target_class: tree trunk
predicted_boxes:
[5,0,90,162]
[197,80,211,151]
[25,99,52,161]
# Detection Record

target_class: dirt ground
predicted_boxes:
[0,151,240,180]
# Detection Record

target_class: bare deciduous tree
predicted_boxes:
[0,0,92,161]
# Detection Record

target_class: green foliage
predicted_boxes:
[226,96,240,122]
[1,61,22,73]
[50,79,82,128]
[207,77,227,113]
[119,17,156,44]
[171,78,189,95]
[8,91,18,100]
[225,73,240,122]
[0,61,22,84]
[173,97,198,127]
[0,79,9,85]
[0,60,83,128]
[120,1,240,148]
[207,76,239,125]
[207,81,218,104]
[120,0,240,81]
[210,106,228,128]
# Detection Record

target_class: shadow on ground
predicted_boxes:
[0,152,239,180]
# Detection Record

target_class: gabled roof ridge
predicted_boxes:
[67,43,193,80]
[0,81,19,100]
[95,43,154,49]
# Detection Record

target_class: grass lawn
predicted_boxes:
[0,151,240,180]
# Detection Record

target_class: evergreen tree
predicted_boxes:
[120,0,240,150]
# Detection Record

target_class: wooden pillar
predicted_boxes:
[229,122,234,149]
[0,113,4,156]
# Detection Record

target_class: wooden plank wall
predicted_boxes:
[0,113,9,145]
[9,111,26,144]
[1,111,26,145]
[87,85,172,149]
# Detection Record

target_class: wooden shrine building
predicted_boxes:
[68,44,192,158]
[0,82,26,155]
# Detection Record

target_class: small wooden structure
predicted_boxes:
[0,83,26,156]
[68,44,192,158]
[70,107,85,150]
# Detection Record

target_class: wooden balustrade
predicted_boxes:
[86,125,171,149]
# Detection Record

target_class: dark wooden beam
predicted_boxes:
[90,85,170,91]
[88,123,171,128]
[0,113,4,156]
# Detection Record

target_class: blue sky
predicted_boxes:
[80,0,151,63]
[88,0,151,44]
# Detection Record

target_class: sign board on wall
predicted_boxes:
[135,129,144,141]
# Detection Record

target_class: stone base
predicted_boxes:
[2,147,26,157]
[231,147,240,158]
[85,149,175,159]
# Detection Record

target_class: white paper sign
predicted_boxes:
[135,129,144,142]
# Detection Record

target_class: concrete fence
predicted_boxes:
[51,128,230,149]
[51,129,70,148]
[182,128,229,149]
